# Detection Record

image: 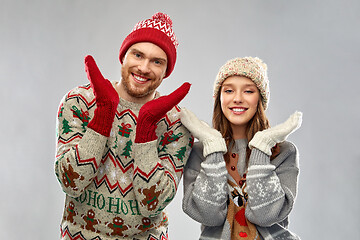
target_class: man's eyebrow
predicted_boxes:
[129,48,167,63]
[129,48,142,54]
[153,57,167,63]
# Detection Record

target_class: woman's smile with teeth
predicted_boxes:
[231,107,247,113]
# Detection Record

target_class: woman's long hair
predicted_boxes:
[212,86,270,166]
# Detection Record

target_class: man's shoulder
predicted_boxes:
[66,83,92,96]
[62,83,95,103]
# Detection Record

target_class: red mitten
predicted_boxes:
[135,82,191,143]
[85,55,119,137]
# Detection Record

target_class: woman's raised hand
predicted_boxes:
[249,111,303,155]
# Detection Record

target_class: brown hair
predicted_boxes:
[212,85,271,166]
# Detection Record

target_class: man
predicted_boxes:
[55,12,193,240]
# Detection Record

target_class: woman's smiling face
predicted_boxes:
[220,75,260,136]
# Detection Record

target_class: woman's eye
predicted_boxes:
[224,89,233,93]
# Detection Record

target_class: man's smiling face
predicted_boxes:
[119,42,167,103]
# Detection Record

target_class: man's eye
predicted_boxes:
[134,53,141,58]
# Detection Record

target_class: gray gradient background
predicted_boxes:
[1,0,359,239]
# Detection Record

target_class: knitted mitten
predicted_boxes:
[134,82,191,143]
[180,108,227,157]
[85,55,119,137]
[249,111,303,155]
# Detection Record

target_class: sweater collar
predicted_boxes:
[112,81,161,111]
[232,138,248,152]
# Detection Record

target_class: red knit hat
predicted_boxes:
[119,12,178,79]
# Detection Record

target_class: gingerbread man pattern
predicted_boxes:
[64,201,77,224]
[61,158,84,191]
[81,209,101,233]
[138,181,163,211]
[106,217,130,237]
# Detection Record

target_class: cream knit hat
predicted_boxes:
[213,57,270,110]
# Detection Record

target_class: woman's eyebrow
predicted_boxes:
[222,83,257,87]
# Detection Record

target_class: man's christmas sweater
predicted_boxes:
[55,83,193,240]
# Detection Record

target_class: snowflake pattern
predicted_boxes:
[215,182,225,193]
[268,176,282,194]
[213,183,226,201]
[110,170,117,180]
[119,175,128,185]
[171,112,178,119]
[98,166,105,175]
[256,181,267,198]
[110,129,115,137]
[199,179,209,193]
[171,141,178,148]
[105,160,111,171]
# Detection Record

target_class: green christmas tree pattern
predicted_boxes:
[62,118,73,134]
[121,140,132,159]
[175,146,186,162]
[112,136,119,150]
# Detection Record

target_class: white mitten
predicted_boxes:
[180,108,227,157]
[249,111,303,155]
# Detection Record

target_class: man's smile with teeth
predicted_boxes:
[132,73,149,82]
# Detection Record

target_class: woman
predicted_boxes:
[181,57,302,239]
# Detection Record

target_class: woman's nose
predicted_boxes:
[233,92,243,103]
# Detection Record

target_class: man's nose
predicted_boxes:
[138,60,151,74]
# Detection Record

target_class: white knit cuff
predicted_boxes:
[202,138,227,158]
[248,135,276,156]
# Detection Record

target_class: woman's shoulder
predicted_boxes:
[279,141,297,153]
[272,141,299,166]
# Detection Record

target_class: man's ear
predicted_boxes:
[121,51,128,63]
[162,68,168,78]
